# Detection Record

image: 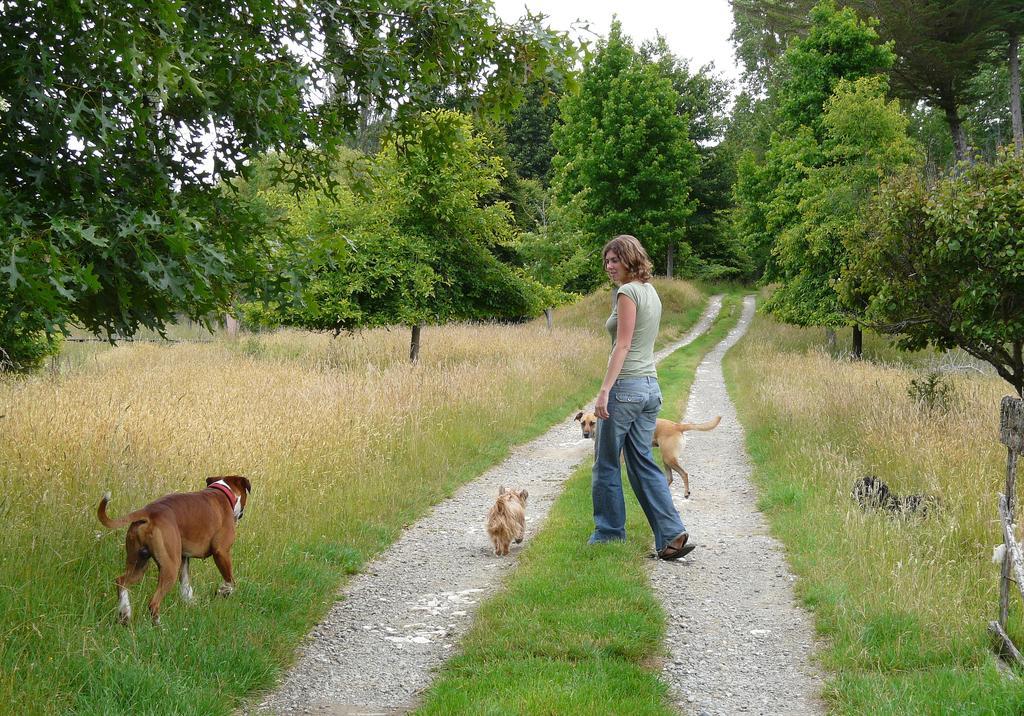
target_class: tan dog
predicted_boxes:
[97,475,252,624]
[486,485,528,556]
[575,411,721,498]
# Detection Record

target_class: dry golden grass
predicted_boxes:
[728,314,1018,675]
[3,279,704,553]
[1,322,605,552]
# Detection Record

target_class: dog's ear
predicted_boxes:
[574,411,583,422]
[240,476,252,494]
[498,485,507,495]
[519,489,528,501]
[205,476,219,486]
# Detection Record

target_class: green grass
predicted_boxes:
[723,308,1024,715]
[413,293,745,715]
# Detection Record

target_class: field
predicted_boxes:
[0,280,703,715]
[5,280,1024,715]
[725,312,1024,714]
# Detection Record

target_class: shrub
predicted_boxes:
[907,371,954,415]
[0,320,61,373]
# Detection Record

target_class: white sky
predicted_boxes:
[492,0,742,91]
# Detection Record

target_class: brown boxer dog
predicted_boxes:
[97,475,251,624]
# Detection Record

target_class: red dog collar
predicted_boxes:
[208,481,237,508]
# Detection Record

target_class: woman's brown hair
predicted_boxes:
[602,234,653,283]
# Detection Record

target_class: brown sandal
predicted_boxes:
[658,532,695,560]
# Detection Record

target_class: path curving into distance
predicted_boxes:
[251,296,724,715]
[651,295,825,716]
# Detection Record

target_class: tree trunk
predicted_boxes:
[666,243,674,278]
[544,307,553,331]
[409,324,422,364]
[852,325,863,360]
[825,328,837,353]
[943,104,970,163]
[1011,33,1023,157]
[224,314,239,337]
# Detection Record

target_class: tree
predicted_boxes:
[236,163,438,336]
[385,109,550,319]
[1007,6,1024,155]
[725,87,786,280]
[846,0,1011,161]
[0,0,576,367]
[550,21,698,289]
[1011,33,1022,154]
[247,111,551,358]
[731,149,777,278]
[730,0,817,92]
[772,1,894,137]
[501,76,564,186]
[474,121,547,235]
[847,151,1024,395]
[641,38,750,280]
[243,111,551,361]
[768,76,920,355]
[747,0,893,354]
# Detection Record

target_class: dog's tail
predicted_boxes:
[97,492,148,529]
[672,415,721,433]
[492,497,512,519]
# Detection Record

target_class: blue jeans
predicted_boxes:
[590,376,686,551]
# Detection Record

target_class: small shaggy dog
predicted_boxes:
[852,475,936,516]
[486,486,528,556]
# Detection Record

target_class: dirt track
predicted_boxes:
[251,295,824,715]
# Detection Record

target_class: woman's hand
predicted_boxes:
[595,389,610,420]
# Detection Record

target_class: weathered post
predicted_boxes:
[991,396,1024,665]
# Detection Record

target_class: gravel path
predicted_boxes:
[652,295,826,716]
[251,297,724,715]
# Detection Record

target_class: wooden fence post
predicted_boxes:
[991,396,1024,665]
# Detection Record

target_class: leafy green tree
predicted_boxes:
[767,76,920,353]
[2,0,325,358]
[0,0,575,367]
[725,88,785,280]
[641,38,750,279]
[384,110,549,324]
[473,121,547,235]
[514,200,593,295]
[773,1,894,137]
[962,50,1022,160]
[736,1,893,354]
[251,111,549,360]
[731,150,777,278]
[550,21,698,289]
[733,0,893,282]
[847,151,1024,395]
[239,171,438,335]
[906,102,957,175]
[319,2,577,128]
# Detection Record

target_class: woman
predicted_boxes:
[589,235,694,560]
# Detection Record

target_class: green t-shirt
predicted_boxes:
[605,281,661,378]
